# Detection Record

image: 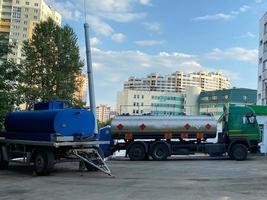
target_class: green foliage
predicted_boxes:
[20,18,84,106]
[0,60,21,130]
[0,35,21,130]
[97,119,112,129]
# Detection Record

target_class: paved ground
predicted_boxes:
[1,155,267,200]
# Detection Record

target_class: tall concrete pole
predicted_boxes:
[84,22,98,134]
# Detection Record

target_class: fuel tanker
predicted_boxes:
[99,105,260,161]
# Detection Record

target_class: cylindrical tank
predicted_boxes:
[4,109,95,137]
[111,115,217,139]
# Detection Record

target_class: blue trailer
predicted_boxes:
[0,100,111,176]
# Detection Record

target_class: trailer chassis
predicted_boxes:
[0,137,112,176]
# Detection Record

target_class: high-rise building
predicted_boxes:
[258,12,267,105]
[124,71,230,94]
[117,89,184,116]
[0,0,61,64]
[96,104,111,123]
[74,73,87,103]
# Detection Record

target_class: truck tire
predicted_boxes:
[128,143,146,161]
[230,144,248,161]
[34,149,55,176]
[0,148,8,170]
[150,142,169,161]
[85,147,105,171]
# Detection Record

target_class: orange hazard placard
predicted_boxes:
[197,132,204,139]
[164,133,172,139]
[125,133,133,140]
[181,133,188,139]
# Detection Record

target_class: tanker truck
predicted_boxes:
[0,100,111,176]
[99,105,260,161]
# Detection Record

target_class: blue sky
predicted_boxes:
[47,0,267,106]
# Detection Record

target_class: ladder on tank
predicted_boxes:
[72,149,112,176]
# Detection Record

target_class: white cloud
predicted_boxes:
[193,5,251,22]
[47,0,150,42]
[87,16,114,36]
[205,47,258,63]
[139,0,151,5]
[143,22,161,33]
[239,5,250,12]
[193,13,233,21]
[111,33,126,42]
[242,32,256,38]
[135,40,164,46]
[91,37,100,46]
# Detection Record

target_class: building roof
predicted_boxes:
[198,88,257,104]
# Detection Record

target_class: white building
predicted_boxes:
[0,0,61,64]
[124,71,230,94]
[96,104,111,123]
[117,89,184,116]
[258,12,267,105]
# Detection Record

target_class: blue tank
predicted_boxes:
[4,108,95,139]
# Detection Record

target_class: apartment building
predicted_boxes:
[124,71,230,94]
[0,0,61,63]
[258,12,267,105]
[117,89,184,116]
[96,104,111,123]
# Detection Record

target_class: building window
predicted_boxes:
[133,102,136,106]
[263,60,267,71]
[23,34,27,38]
[259,57,263,64]
[265,23,267,34]
[258,93,261,99]
[260,40,263,46]
[137,95,140,99]
[34,3,39,7]
[259,75,262,82]
[16,0,19,4]
[26,1,29,5]
[24,21,27,25]
[23,27,27,31]
[134,95,136,99]
[34,16,38,20]
[264,41,267,52]
[25,14,28,18]
[141,102,144,106]
[211,96,217,100]
[34,9,38,13]
[141,95,144,99]
[133,110,135,114]
[25,8,29,12]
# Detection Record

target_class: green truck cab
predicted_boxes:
[223,105,260,160]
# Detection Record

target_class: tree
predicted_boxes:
[20,18,84,105]
[0,36,21,130]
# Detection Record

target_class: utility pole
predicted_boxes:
[84,1,98,134]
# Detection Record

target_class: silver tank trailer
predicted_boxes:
[111,115,217,139]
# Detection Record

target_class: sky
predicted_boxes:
[46,0,267,106]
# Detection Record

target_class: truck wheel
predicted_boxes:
[150,142,169,161]
[230,144,248,161]
[34,149,55,176]
[0,149,8,170]
[128,143,146,161]
[85,147,104,171]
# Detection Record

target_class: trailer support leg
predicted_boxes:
[72,149,113,177]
